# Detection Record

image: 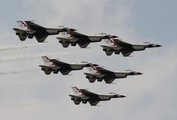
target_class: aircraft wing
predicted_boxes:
[60,70,71,75]
[88,100,100,106]
[95,67,113,74]
[121,51,133,57]
[113,39,131,47]
[25,21,45,30]
[104,78,115,84]
[69,31,87,38]
[35,35,48,42]
[80,89,98,97]
[49,59,69,66]
[78,42,90,48]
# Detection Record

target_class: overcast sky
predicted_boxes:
[0,0,177,120]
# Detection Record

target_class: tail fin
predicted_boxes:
[104,38,117,46]
[17,21,30,30]
[87,64,99,74]
[41,56,55,66]
[71,87,83,96]
[60,31,72,38]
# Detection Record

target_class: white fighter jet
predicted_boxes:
[69,87,125,106]
[56,29,117,48]
[39,56,91,75]
[101,38,161,56]
[84,64,142,84]
[13,21,68,42]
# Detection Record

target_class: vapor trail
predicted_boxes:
[0,100,59,107]
[0,43,50,51]
[0,74,59,87]
[0,69,38,76]
[0,50,90,63]
[0,34,14,37]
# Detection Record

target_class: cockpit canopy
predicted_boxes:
[53,25,66,29]
[108,92,116,95]
[80,61,88,63]
[94,33,107,36]
[143,42,151,44]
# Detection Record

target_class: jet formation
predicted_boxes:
[12,20,162,106]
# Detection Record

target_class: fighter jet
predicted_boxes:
[56,29,117,48]
[13,21,68,42]
[84,64,142,84]
[39,56,91,75]
[101,38,161,56]
[69,87,125,106]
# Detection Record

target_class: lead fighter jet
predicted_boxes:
[56,29,117,48]
[39,56,91,75]
[84,64,142,84]
[101,38,161,56]
[69,87,125,106]
[13,21,68,42]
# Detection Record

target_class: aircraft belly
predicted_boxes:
[46,29,59,35]
[112,47,122,51]
[26,30,36,35]
[51,66,61,71]
[88,37,101,42]
[98,96,110,100]
[70,65,82,70]
[77,38,90,42]
[132,45,145,50]
[121,46,134,51]
[95,74,105,78]
[69,38,79,43]
[80,96,90,101]
[114,73,127,78]
[33,31,48,36]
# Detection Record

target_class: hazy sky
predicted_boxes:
[0,0,177,120]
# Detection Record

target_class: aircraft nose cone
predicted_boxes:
[119,95,126,98]
[156,44,162,47]
[69,28,77,32]
[111,35,118,38]
[92,64,99,66]
[136,72,143,75]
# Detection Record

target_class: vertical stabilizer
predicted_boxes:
[41,56,55,66]
[60,31,71,38]
[87,64,99,74]
[104,38,116,46]
[71,87,83,96]
[17,21,30,30]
